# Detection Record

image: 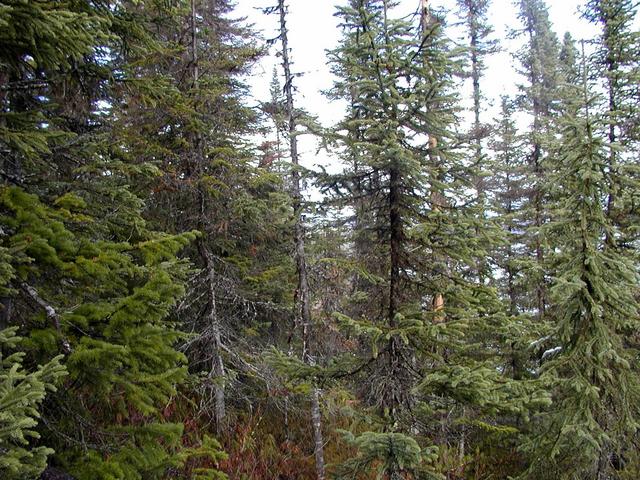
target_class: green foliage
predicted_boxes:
[0,180,204,476]
[522,44,640,478]
[418,364,550,420]
[179,435,228,480]
[0,327,66,480]
[1,0,639,478]
[333,431,441,480]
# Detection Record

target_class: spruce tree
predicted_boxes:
[524,42,640,479]
[0,0,227,477]
[488,97,529,318]
[513,0,561,319]
[583,0,640,247]
[112,0,294,441]
[455,0,498,283]
[317,1,548,477]
[0,327,66,480]
[275,1,327,477]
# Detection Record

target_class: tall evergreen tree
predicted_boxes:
[488,97,529,318]
[0,1,226,477]
[455,0,498,283]
[318,2,547,477]
[2,0,639,478]
[524,43,640,479]
[583,0,640,247]
[113,0,294,445]
[513,0,561,319]
[262,1,328,477]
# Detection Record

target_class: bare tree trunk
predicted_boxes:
[388,163,402,422]
[310,387,326,480]
[199,243,226,430]
[277,2,326,478]
[604,37,618,248]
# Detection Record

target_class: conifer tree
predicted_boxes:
[112,0,293,443]
[269,1,327,477]
[0,1,227,477]
[489,97,528,318]
[513,0,561,319]
[455,0,498,283]
[456,0,496,154]
[0,327,66,480]
[318,2,548,477]
[583,0,640,246]
[524,42,640,479]
[3,0,639,478]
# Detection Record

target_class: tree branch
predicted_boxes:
[20,282,71,353]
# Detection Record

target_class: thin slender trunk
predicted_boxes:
[310,387,325,478]
[389,166,401,328]
[277,2,326,478]
[505,189,517,316]
[388,164,403,423]
[191,0,198,89]
[463,9,479,443]
[533,160,545,319]
[463,12,478,437]
[192,0,226,430]
[459,406,466,462]
[199,242,226,430]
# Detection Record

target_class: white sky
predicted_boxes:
[234,0,601,173]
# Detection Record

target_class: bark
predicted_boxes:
[40,466,76,480]
[0,297,12,329]
[387,163,403,422]
[191,0,199,90]
[20,283,71,353]
[199,242,226,430]
[603,24,618,245]
[388,166,401,327]
[277,2,326,478]
[420,0,434,32]
[310,387,326,480]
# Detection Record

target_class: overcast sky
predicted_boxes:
[233,0,602,172]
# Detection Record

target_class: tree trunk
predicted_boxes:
[277,2,326,478]
[199,241,226,431]
[310,387,326,480]
[191,0,226,431]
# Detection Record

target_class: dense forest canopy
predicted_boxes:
[0,0,639,479]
